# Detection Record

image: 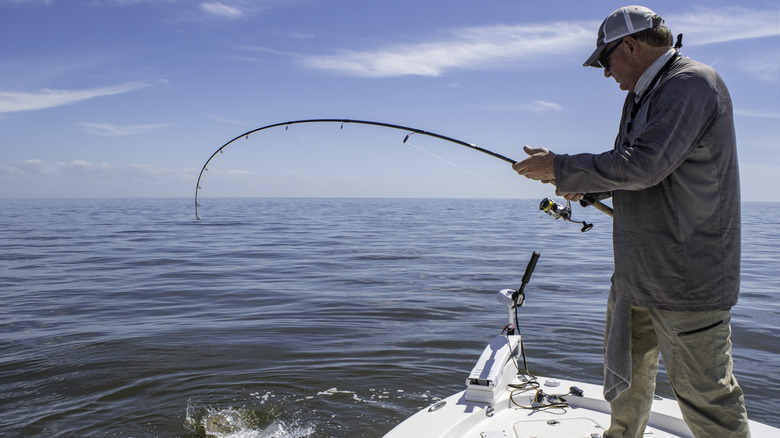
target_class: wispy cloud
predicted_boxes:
[734,109,780,119]
[0,82,150,114]
[667,6,780,46]
[1,0,55,5]
[208,114,243,125]
[77,122,171,136]
[483,100,563,113]
[5,159,118,176]
[740,53,780,83]
[0,159,193,197]
[4,159,192,181]
[299,6,780,78]
[199,1,242,19]
[299,22,595,77]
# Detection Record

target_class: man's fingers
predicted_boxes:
[555,190,584,202]
[523,145,549,156]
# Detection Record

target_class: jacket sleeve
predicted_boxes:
[554,71,720,194]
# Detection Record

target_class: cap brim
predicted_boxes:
[583,43,607,68]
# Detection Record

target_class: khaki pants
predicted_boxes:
[604,291,750,438]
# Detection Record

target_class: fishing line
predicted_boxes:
[402,138,553,217]
[404,137,600,229]
[403,137,524,198]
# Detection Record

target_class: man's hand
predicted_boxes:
[556,191,583,202]
[512,145,556,182]
[513,146,583,202]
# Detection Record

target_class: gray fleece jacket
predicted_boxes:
[554,56,740,311]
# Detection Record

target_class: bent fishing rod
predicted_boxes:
[195,118,614,224]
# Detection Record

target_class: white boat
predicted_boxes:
[384,253,780,438]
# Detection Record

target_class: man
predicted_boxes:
[512,6,750,438]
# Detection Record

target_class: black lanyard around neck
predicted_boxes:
[625,52,680,135]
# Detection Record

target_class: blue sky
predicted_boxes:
[1,0,779,201]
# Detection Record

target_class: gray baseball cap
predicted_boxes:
[584,5,664,68]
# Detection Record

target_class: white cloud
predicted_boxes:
[0,159,194,197]
[299,22,596,77]
[208,114,243,125]
[484,100,563,113]
[6,159,114,176]
[734,109,780,119]
[78,122,171,136]
[199,1,242,19]
[667,7,780,46]
[1,0,54,5]
[740,53,780,83]
[534,100,563,112]
[0,82,150,114]
[287,31,315,40]
[299,6,780,78]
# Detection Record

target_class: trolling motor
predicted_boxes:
[465,251,541,404]
[539,198,593,232]
[498,250,540,335]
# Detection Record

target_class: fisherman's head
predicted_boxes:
[584,6,673,91]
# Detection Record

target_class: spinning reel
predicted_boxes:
[539,198,593,232]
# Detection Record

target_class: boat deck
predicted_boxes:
[384,375,779,438]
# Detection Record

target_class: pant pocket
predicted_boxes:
[676,319,723,337]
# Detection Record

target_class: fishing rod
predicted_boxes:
[194,118,614,223]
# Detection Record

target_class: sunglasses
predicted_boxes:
[597,38,623,70]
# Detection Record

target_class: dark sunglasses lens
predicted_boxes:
[598,48,612,69]
[598,39,621,69]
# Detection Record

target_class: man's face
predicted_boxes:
[602,39,639,92]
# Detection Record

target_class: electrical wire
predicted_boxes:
[509,385,583,411]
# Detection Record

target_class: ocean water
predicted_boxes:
[1,198,777,437]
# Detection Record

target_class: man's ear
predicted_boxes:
[622,36,638,55]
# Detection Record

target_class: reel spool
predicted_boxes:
[539,198,593,232]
